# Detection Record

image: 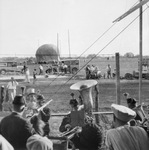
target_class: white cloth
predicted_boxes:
[26,69,30,76]
[7,81,18,90]
[0,135,14,150]
[39,65,43,70]
[106,125,149,150]
[25,69,30,82]
[26,134,53,150]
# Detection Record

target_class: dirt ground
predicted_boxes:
[0,77,149,149]
[1,76,149,113]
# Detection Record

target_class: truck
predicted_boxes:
[133,58,149,79]
[0,61,23,75]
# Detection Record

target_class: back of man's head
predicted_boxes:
[12,95,26,112]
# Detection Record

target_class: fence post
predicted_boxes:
[95,84,100,124]
[0,86,5,111]
[115,53,121,104]
[21,86,26,95]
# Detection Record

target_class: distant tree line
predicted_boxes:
[0,52,149,63]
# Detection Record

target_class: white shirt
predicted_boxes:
[0,135,14,150]
[39,65,43,70]
[7,81,18,90]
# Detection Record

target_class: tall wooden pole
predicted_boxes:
[68,30,71,58]
[95,85,100,124]
[139,0,143,105]
[57,33,60,61]
[116,53,120,104]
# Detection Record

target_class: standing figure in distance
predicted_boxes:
[33,69,37,84]
[39,64,43,75]
[7,77,18,102]
[25,67,30,83]
[106,64,112,79]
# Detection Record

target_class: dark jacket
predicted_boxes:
[0,112,33,150]
[72,123,103,150]
[59,114,71,132]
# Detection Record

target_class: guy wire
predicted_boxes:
[49,5,149,99]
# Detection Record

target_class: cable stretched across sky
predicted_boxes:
[49,5,149,99]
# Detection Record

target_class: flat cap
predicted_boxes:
[111,104,136,122]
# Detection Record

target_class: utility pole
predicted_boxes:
[139,0,143,104]
[116,53,120,104]
[68,30,71,58]
[113,0,148,105]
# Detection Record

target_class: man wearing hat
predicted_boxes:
[126,97,137,109]
[26,88,38,115]
[125,97,144,122]
[106,104,149,150]
[0,95,34,150]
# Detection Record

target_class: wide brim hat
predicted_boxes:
[111,104,136,122]
[70,80,98,91]
[27,88,37,96]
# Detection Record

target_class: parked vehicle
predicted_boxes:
[0,61,23,75]
[133,58,149,79]
[59,59,80,74]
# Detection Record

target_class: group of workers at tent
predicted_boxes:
[85,64,113,80]
[85,65,102,79]
[0,78,149,150]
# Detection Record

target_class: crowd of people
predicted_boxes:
[85,64,115,80]
[0,78,149,150]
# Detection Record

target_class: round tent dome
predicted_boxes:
[36,44,59,63]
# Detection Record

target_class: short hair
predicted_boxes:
[69,99,78,107]
[40,107,51,122]
[127,98,136,104]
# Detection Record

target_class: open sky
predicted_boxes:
[0,0,149,57]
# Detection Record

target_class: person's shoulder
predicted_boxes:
[106,128,117,136]
[129,125,147,133]
[1,113,13,120]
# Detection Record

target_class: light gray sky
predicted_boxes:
[0,0,149,57]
